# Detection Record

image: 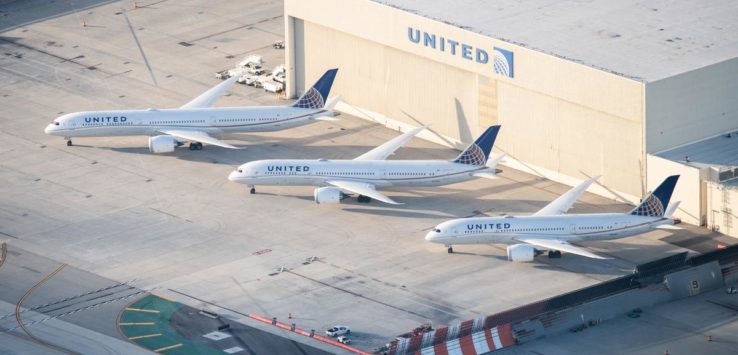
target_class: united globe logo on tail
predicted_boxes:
[292,88,324,109]
[630,175,679,217]
[454,144,486,166]
[631,195,664,217]
[292,69,338,110]
[453,125,501,166]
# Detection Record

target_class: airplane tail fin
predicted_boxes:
[630,175,680,217]
[292,69,338,109]
[452,125,501,166]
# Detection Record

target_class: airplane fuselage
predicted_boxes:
[44,106,328,138]
[426,214,674,246]
[229,159,494,188]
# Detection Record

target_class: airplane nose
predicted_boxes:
[44,124,54,134]
[425,231,437,242]
[228,170,240,182]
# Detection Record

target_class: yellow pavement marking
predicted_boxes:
[154,343,182,352]
[118,322,155,326]
[151,292,176,302]
[125,308,160,313]
[129,333,162,340]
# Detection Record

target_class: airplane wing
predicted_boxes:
[533,176,599,216]
[180,75,239,109]
[326,180,402,205]
[353,126,426,161]
[159,130,239,149]
[517,237,609,259]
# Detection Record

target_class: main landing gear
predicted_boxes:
[189,142,203,150]
[357,195,372,203]
[66,138,73,146]
[447,246,454,254]
[548,250,562,258]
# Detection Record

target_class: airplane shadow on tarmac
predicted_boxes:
[103,140,454,166]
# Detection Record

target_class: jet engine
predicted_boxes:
[506,244,538,262]
[148,135,180,154]
[313,187,346,204]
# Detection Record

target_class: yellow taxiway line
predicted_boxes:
[154,343,182,352]
[125,307,160,313]
[128,333,162,340]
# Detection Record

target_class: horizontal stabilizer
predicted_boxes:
[324,95,341,110]
[654,224,683,230]
[664,201,681,219]
[486,153,506,168]
[472,172,498,180]
[518,237,610,259]
[313,116,340,121]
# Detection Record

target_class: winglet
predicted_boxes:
[180,75,239,109]
[293,69,338,109]
[630,175,680,217]
[533,175,599,216]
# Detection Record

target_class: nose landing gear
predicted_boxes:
[66,138,73,146]
[447,246,454,253]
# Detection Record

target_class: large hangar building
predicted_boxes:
[284,0,738,230]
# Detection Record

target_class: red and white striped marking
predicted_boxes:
[400,324,515,355]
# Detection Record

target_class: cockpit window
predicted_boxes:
[54,122,60,126]
[432,228,441,233]
[237,169,243,173]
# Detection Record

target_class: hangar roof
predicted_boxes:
[372,0,738,82]
[657,131,738,186]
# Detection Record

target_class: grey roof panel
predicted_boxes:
[657,132,738,168]
[372,0,738,82]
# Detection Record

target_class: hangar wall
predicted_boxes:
[285,0,647,200]
[646,57,738,153]
[296,20,479,145]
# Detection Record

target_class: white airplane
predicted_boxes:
[44,69,340,153]
[228,125,504,204]
[426,175,682,260]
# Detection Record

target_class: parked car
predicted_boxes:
[273,40,285,49]
[326,325,350,337]
[337,335,351,344]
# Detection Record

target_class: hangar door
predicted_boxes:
[293,19,480,144]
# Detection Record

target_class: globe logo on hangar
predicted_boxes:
[493,47,514,78]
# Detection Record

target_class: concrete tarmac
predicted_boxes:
[0,0,732,353]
